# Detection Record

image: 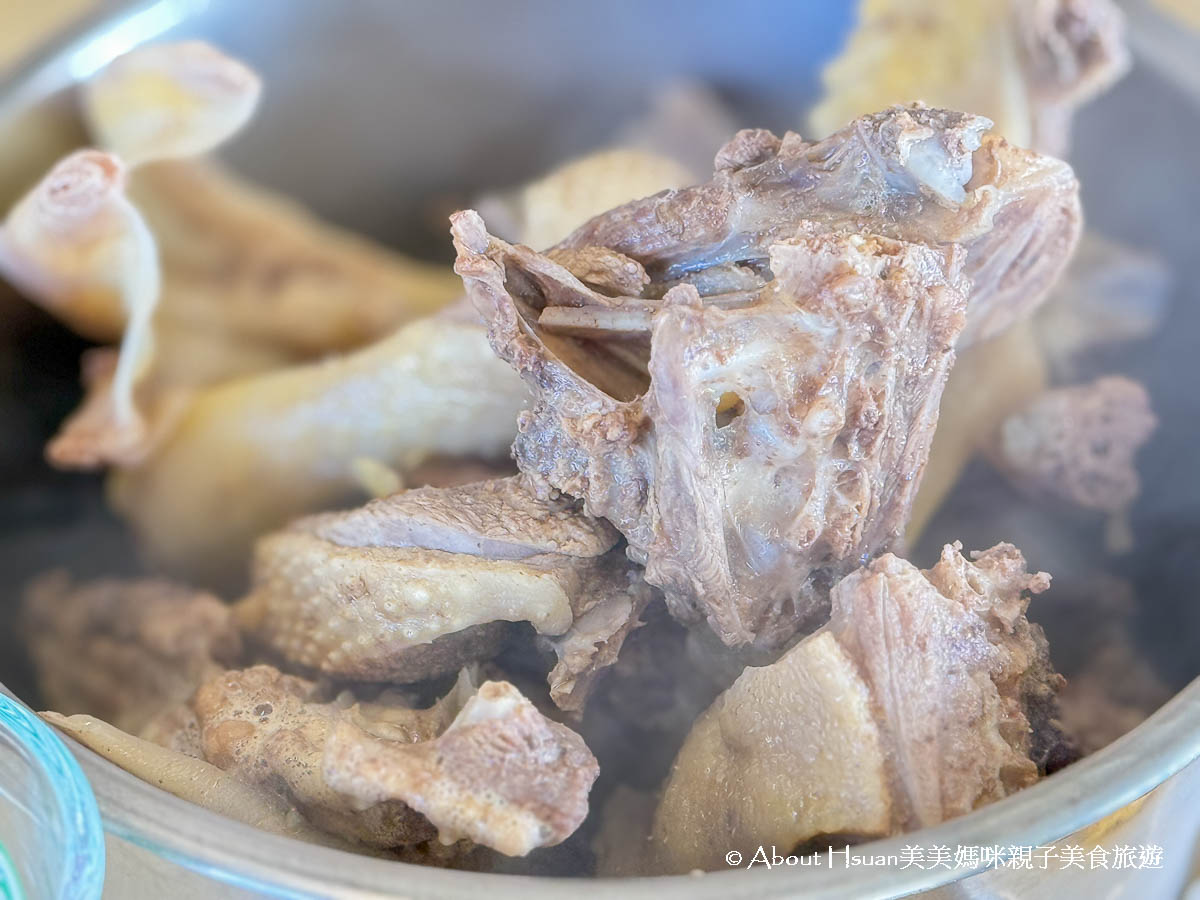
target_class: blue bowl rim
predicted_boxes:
[0,691,105,900]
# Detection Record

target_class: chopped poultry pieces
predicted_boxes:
[46,665,598,857]
[987,376,1157,518]
[302,475,619,558]
[323,679,600,855]
[650,542,1067,873]
[545,105,1081,345]
[43,161,471,472]
[192,665,446,848]
[66,136,700,582]
[458,213,967,648]
[5,9,1174,879]
[454,105,1080,649]
[9,44,467,485]
[12,42,458,371]
[22,572,242,734]
[127,160,463,362]
[811,0,1128,156]
[103,306,528,580]
[237,477,652,706]
[186,665,596,854]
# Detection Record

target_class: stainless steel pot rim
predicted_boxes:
[2,2,1198,898]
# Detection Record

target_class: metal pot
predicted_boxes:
[1,1,1197,896]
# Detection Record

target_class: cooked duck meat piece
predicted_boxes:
[0,149,145,344]
[1016,0,1130,156]
[104,303,528,582]
[986,376,1156,525]
[456,206,968,648]
[188,665,596,855]
[649,543,1067,873]
[21,572,242,734]
[192,665,448,848]
[238,478,652,706]
[401,455,518,491]
[306,476,618,559]
[44,704,495,865]
[39,161,468,470]
[552,105,1081,345]
[126,160,463,360]
[811,0,1128,157]
[47,664,596,858]
[453,106,1083,647]
[1,150,163,465]
[324,679,600,856]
